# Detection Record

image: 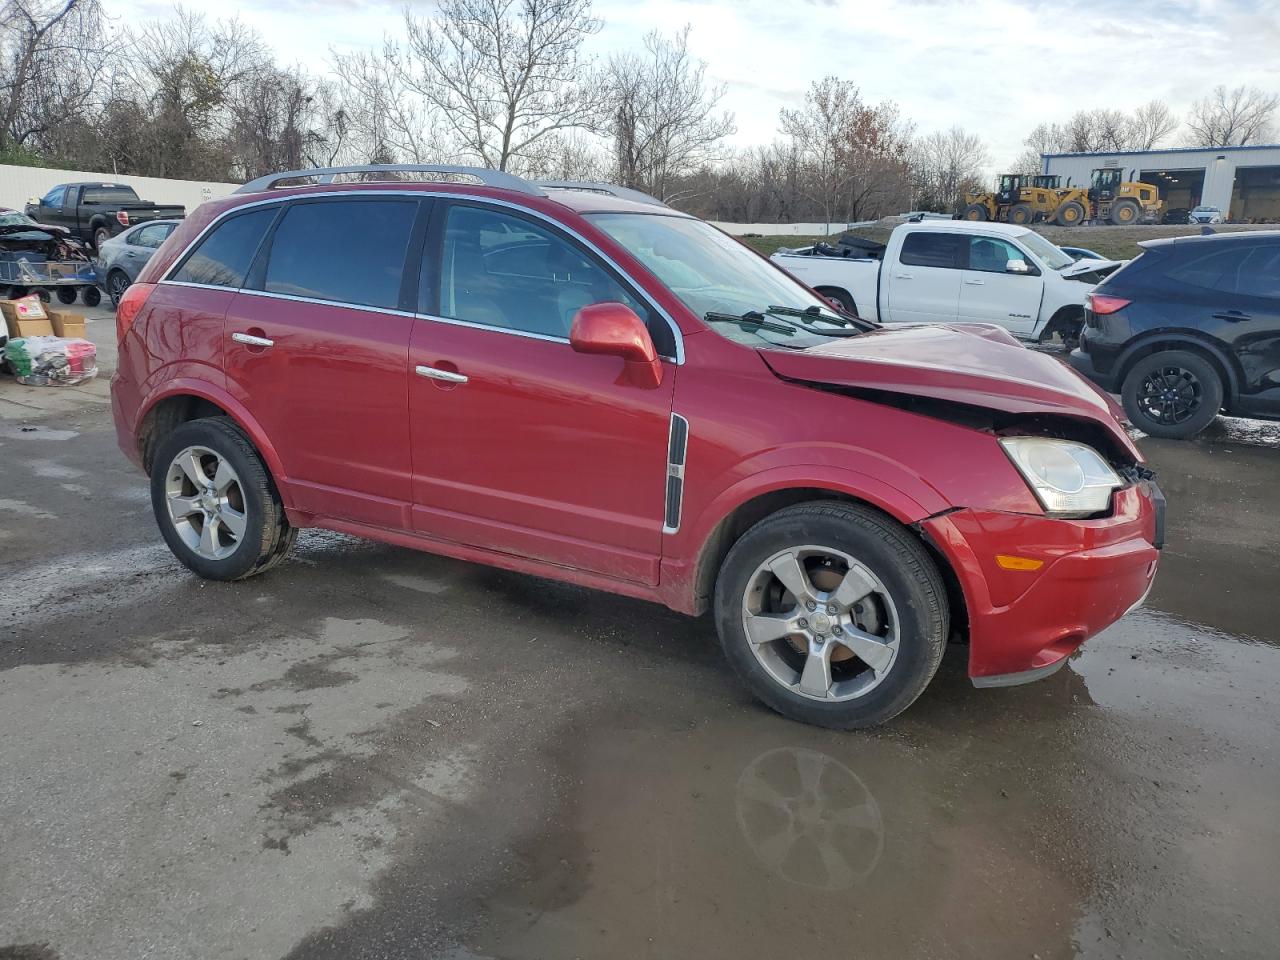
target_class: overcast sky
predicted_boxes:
[106,0,1280,168]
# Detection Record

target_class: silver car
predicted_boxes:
[1189,205,1225,224]
[96,219,180,306]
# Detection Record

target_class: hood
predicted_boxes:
[758,323,1137,451]
[1060,257,1123,279]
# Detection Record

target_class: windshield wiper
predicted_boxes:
[704,311,797,336]
[764,305,866,336]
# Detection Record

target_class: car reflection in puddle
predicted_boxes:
[735,746,883,891]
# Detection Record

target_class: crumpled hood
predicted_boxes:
[759,322,1137,452]
[1060,257,1122,278]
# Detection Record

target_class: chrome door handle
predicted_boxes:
[231,332,274,348]
[1213,311,1251,322]
[416,364,468,384]
[894,274,913,280]
[964,278,985,285]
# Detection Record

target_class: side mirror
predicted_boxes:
[1006,258,1032,275]
[570,302,663,389]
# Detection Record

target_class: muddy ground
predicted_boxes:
[1,314,1278,959]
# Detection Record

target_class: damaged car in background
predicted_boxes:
[771,220,1125,347]
[0,208,99,307]
[111,164,1163,730]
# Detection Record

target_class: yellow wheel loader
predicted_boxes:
[1086,168,1163,225]
[961,174,1060,225]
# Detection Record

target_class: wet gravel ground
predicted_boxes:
[1,364,1278,959]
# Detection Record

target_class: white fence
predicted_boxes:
[0,164,238,215]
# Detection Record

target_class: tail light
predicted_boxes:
[116,210,130,227]
[1087,293,1131,315]
[116,282,156,342]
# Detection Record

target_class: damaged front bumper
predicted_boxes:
[922,482,1163,686]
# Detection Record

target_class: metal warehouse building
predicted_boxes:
[1042,144,1280,221]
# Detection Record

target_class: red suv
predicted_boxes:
[112,165,1164,728]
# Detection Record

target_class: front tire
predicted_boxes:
[1055,201,1085,226]
[714,501,949,729]
[56,286,78,305]
[150,417,297,580]
[1121,349,1223,439]
[962,203,989,221]
[1008,203,1034,226]
[1110,200,1140,225]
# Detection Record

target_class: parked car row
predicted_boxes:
[109,163,1164,730]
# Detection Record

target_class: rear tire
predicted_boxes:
[1121,349,1223,439]
[1055,201,1085,226]
[962,203,989,221]
[714,501,948,729]
[56,287,78,305]
[106,270,130,308]
[81,286,101,307]
[150,417,297,580]
[92,226,111,250]
[815,286,857,316]
[1110,200,1140,225]
[1008,203,1034,226]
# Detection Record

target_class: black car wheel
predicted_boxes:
[1122,350,1223,440]
[106,270,131,308]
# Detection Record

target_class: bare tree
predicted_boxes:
[227,66,348,178]
[912,126,989,213]
[329,43,444,164]
[0,0,114,153]
[399,0,602,171]
[1187,85,1279,147]
[598,26,735,203]
[1130,100,1178,149]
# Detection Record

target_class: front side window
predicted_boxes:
[263,199,418,310]
[438,205,653,342]
[967,237,1027,273]
[171,208,277,288]
[41,186,65,206]
[900,232,965,269]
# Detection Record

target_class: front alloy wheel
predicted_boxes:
[715,501,949,729]
[742,546,899,702]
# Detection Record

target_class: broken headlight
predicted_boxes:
[999,437,1122,518]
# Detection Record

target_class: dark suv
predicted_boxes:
[1070,231,1280,439]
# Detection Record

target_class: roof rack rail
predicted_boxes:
[535,180,669,208]
[235,164,542,196]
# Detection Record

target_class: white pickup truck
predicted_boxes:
[771,220,1123,343]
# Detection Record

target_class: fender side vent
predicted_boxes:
[663,413,689,533]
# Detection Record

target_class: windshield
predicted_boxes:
[0,211,37,228]
[1016,231,1076,270]
[586,212,847,349]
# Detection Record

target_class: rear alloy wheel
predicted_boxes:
[93,226,111,250]
[106,270,131,308]
[1056,201,1085,226]
[1008,203,1035,226]
[962,203,989,221]
[715,502,948,729]
[151,417,297,580]
[1110,200,1140,225]
[1121,349,1223,440]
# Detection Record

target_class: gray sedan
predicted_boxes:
[96,219,180,307]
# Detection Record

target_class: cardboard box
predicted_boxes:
[46,308,86,339]
[1,297,54,338]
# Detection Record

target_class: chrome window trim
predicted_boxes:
[159,188,685,364]
[417,313,571,345]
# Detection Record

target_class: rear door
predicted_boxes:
[957,234,1045,337]
[1223,243,1280,411]
[407,200,677,584]
[224,195,426,529]
[882,231,963,324]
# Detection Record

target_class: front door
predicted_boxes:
[408,201,677,585]
[957,235,1045,338]
[223,196,424,529]
[883,231,964,324]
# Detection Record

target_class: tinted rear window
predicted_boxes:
[263,199,418,310]
[1235,245,1280,299]
[82,186,140,203]
[1165,246,1249,291]
[171,208,277,288]
[900,232,964,269]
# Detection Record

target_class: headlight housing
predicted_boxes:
[999,437,1122,517]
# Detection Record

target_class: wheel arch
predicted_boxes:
[1041,304,1085,341]
[812,285,858,315]
[1113,332,1241,407]
[685,471,950,618]
[136,382,291,497]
